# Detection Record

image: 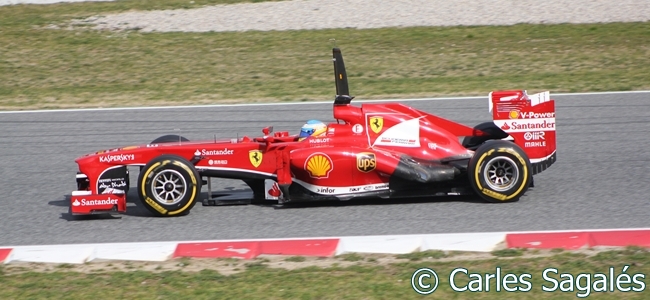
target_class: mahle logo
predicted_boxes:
[356,152,376,172]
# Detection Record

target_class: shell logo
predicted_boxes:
[304,153,333,179]
[509,110,520,119]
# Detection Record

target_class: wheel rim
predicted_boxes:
[151,169,187,205]
[483,156,519,192]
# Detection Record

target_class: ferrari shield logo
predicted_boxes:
[369,116,383,134]
[249,150,263,168]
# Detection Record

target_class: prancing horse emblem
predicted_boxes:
[249,150,263,168]
[369,116,383,134]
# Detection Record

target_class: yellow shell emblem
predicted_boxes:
[509,110,519,119]
[304,153,333,178]
[249,150,263,168]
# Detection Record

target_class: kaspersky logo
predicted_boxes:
[99,154,134,163]
[305,153,333,178]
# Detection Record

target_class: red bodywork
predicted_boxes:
[70,49,556,215]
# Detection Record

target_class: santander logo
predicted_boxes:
[73,197,119,206]
[268,183,281,197]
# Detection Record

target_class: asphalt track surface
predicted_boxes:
[1,92,649,246]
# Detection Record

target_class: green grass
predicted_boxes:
[396,250,448,261]
[0,2,649,110]
[1,248,650,299]
[492,248,527,257]
[284,256,306,262]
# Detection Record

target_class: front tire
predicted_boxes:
[137,155,201,217]
[468,140,532,203]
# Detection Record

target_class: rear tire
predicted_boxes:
[468,140,532,203]
[137,155,201,217]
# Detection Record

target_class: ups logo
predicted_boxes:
[356,152,376,172]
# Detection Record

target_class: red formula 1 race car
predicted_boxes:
[70,48,557,217]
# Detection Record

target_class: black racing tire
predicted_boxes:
[151,135,190,144]
[468,140,532,203]
[137,155,201,217]
[462,122,509,150]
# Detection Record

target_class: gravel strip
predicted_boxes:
[0,0,112,6]
[77,0,650,32]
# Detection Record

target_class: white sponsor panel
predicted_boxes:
[264,179,284,200]
[493,118,556,133]
[294,180,389,195]
[372,117,422,148]
[99,154,134,163]
[208,159,228,165]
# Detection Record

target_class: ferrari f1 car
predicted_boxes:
[70,48,556,217]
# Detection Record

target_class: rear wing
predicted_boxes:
[489,90,557,175]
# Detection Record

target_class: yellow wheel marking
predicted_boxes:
[140,162,162,197]
[474,152,490,191]
[173,161,197,185]
[481,189,507,201]
[168,160,198,215]
[504,151,528,200]
[145,197,168,214]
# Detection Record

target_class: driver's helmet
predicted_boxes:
[299,120,327,140]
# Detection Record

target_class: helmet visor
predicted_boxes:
[299,128,315,138]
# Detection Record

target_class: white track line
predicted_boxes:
[1,90,649,114]
[3,227,650,248]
